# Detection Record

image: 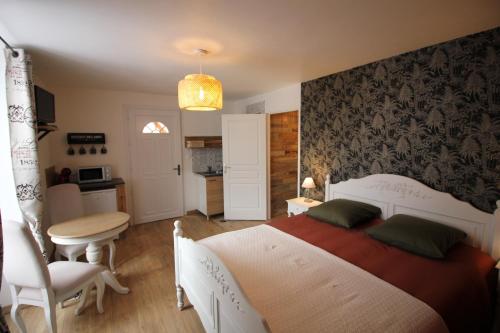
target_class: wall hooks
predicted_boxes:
[66,133,108,156]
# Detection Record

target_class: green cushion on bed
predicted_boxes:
[306,198,381,228]
[365,214,467,259]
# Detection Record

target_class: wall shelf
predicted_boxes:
[37,124,58,141]
[185,136,222,148]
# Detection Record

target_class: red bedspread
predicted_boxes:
[268,214,497,333]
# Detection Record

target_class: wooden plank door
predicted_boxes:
[270,111,298,217]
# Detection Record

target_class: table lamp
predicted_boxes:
[302,177,316,202]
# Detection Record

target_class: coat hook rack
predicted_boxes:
[66,133,107,155]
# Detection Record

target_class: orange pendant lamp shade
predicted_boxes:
[178,73,223,111]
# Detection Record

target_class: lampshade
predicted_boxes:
[301,177,316,189]
[178,74,223,111]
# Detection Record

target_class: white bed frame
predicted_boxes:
[173,173,500,333]
[324,174,500,259]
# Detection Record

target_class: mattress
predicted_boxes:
[200,224,448,333]
[268,213,497,333]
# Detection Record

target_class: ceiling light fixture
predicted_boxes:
[178,49,223,111]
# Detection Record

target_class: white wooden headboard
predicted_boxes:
[324,174,500,260]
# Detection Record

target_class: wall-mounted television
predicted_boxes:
[34,85,55,124]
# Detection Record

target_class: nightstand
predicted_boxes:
[286,197,322,216]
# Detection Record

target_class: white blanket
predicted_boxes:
[199,224,448,333]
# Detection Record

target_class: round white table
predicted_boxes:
[48,211,130,294]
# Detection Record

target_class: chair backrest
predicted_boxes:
[47,183,84,224]
[2,220,51,289]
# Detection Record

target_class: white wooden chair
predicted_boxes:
[46,184,117,272]
[3,220,105,333]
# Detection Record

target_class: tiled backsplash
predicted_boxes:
[192,148,223,172]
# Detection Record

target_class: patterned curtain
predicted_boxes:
[4,49,47,259]
[0,213,10,333]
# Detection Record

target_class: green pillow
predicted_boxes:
[366,214,467,259]
[306,198,381,228]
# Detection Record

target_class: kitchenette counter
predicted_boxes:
[75,178,125,192]
[194,172,223,178]
[70,178,127,214]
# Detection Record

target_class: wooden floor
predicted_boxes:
[5,214,263,333]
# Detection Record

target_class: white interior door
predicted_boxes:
[129,108,184,223]
[222,114,267,220]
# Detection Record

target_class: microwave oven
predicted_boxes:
[77,166,112,184]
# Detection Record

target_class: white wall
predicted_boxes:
[232,83,301,114]
[216,100,239,115]
[48,87,229,218]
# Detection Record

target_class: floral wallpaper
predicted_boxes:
[301,27,500,213]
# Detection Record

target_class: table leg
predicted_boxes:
[86,242,103,265]
[86,241,130,294]
[101,271,129,294]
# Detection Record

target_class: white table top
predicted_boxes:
[286,197,322,207]
[48,212,130,239]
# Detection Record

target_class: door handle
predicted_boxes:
[173,164,181,176]
[223,164,231,173]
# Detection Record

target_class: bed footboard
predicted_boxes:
[173,220,270,333]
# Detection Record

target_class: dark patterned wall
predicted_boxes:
[301,27,500,213]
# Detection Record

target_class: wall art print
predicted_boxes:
[301,27,500,213]
[5,49,47,258]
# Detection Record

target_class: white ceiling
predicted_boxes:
[1,0,499,99]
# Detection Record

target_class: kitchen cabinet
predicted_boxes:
[197,175,224,219]
[81,188,118,215]
[78,178,127,214]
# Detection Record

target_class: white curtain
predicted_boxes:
[4,49,47,259]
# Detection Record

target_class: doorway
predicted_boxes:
[128,108,184,224]
[270,111,299,217]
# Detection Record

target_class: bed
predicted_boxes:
[173,174,500,332]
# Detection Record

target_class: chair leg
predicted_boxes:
[95,275,105,314]
[176,286,185,310]
[42,289,57,333]
[55,249,68,308]
[58,253,79,310]
[107,240,116,273]
[74,285,90,316]
[9,286,27,333]
[10,302,27,333]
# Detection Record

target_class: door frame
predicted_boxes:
[125,106,185,224]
